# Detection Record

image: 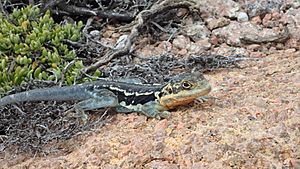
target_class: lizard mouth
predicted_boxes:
[159,83,211,109]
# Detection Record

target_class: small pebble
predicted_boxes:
[237,12,249,22]
[89,30,100,37]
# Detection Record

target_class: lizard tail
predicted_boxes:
[0,95,19,106]
[0,86,89,107]
[0,88,56,106]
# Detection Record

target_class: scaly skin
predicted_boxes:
[0,72,211,119]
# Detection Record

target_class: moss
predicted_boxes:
[0,6,98,95]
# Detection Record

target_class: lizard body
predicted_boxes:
[0,72,211,119]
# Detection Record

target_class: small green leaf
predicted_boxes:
[93,69,102,77]
[33,67,42,78]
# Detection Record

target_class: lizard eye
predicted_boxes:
[182,81,192,89]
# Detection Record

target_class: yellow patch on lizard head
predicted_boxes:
[159,72,211,109]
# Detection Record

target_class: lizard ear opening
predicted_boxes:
[162,84,173,94]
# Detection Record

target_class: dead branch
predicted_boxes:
[82,0,197,74]
[41,0,134,22]
[58,2,134,22]
[41,0,64,12]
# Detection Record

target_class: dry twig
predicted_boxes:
[82,0,197,74]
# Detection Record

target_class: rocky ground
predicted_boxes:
[2,50,299,169]
[1,0,300,168]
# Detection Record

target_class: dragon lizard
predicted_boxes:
[0,72,211,120]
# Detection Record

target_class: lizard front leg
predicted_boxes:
[116,101,170,119]
[140,101,170,119]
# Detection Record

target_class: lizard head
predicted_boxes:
[159,72,211,109]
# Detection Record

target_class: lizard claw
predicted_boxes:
[156,111,171,119]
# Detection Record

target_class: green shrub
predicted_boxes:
[0,5,96,94]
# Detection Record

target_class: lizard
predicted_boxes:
[0,72,211,120]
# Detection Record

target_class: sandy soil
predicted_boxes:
[1,50,299,168]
